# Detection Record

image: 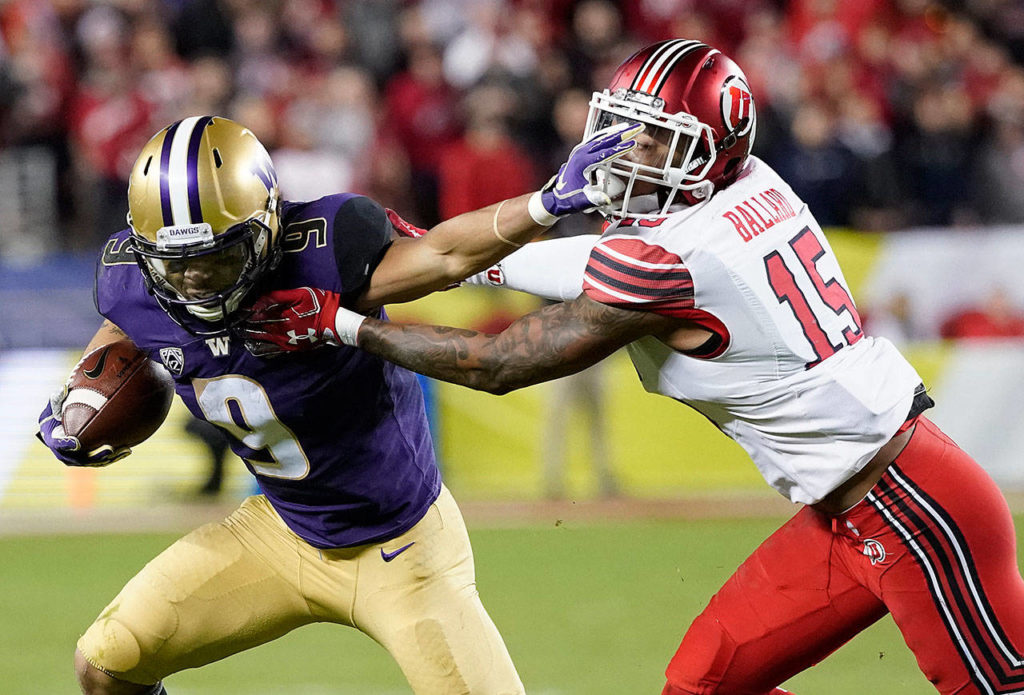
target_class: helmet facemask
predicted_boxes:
[125,115,284,337]
[585,87,718,219]
[130,199,280,335]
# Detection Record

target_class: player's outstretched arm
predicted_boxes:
[244,290,680,392]
[463,234,600,302]
[37,320,135,467]
[356,296,653,393]
[353,123,642,311]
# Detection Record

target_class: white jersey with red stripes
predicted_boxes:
[582,156,923,504]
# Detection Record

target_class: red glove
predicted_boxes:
[242,287,343,356]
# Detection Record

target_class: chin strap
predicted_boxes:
[715,116,750,153]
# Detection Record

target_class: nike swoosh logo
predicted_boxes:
[380,542,415,562]
[83,347,111,379]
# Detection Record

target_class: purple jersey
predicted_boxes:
[95,194,441,548]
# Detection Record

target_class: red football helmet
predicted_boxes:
[584,39,757,218]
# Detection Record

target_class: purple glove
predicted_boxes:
[532,122,644,223]
[36,388,130,467]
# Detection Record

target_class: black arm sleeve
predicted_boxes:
[332,195,394,306]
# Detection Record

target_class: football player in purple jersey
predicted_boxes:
[36,115,640,695]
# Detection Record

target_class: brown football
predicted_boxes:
[62,340,175,452]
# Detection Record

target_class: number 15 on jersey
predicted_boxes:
[764,226,863,369]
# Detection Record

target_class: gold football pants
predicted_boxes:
[78,486,524,694]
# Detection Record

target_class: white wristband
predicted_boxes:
[333,307,366,347]
[527,191,559,227]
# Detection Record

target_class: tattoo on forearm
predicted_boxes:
[359,298,656,393]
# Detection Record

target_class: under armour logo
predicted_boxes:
[286,329,318,345]
[863,538,887,566]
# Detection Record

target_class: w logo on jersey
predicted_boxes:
[205,336,231,357]
[721,75,755,137]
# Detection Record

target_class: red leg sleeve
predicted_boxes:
[665,505,886,694]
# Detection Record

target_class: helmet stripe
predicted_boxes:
[635,40,702,94]
[158,121,181,227]
[631,39,685,92]
[630,40,679,92]
[167,115,204,225]
[650,45,715,96]
[185,116,214,223]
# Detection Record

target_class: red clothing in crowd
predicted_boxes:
[383,68,461,175]
[68,88,155,181]
[438,132,536,219]
[940,309,1024,339]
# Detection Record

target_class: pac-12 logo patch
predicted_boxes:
[159,347,184,376]
[721,75,755,137]
[862,538,887,566]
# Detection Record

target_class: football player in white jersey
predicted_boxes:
[243,40,1024,695]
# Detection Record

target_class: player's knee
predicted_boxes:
[664,613,792,695]
[76,646,121,694]
[664,608,750,694]
[75,648,122,694]
[80,615,145,672]
[75,648,166,695]
[77,613,171,692]
[75,648,98,692]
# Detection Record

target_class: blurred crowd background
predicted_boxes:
[4,0,1024,502]
[3,0,1024,256]
[5,0,1024,347]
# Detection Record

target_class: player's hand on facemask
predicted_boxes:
[36,387,130,467]
[529,122,643,225]
[242,287,366,355]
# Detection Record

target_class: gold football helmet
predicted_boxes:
[127,116,282,333]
